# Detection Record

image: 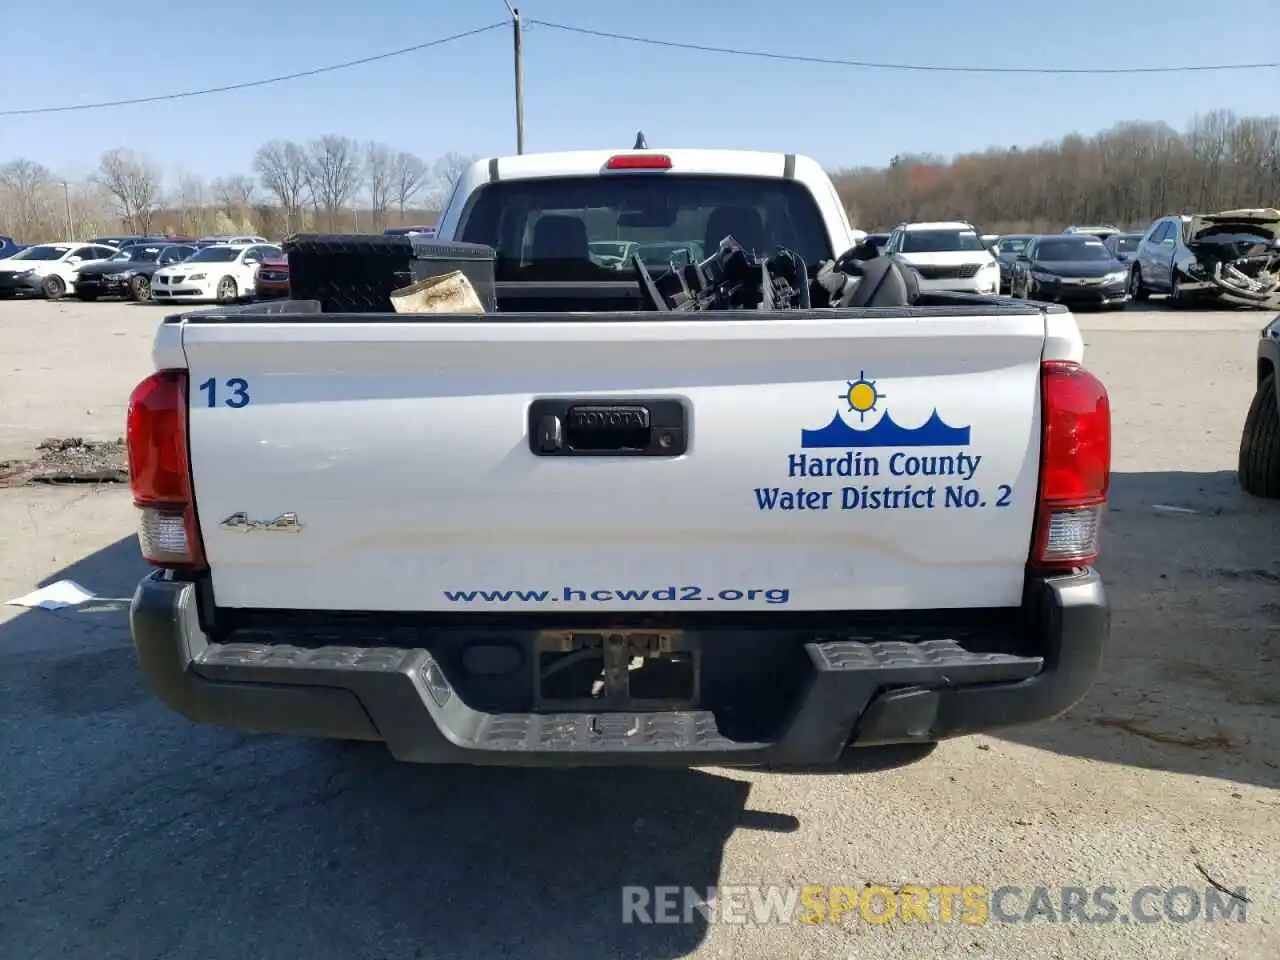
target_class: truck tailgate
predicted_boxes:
[179,312,1046,612]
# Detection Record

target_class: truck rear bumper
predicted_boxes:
[129,570,1108,766]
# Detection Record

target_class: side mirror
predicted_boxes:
[244,257,259,265]
[67,256,81,264]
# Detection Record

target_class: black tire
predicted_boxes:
[1238,373,1280,498]
[215,276,238,302]
[129,275,152,301]
[1168,271,1188,309]
[1128,266,1149,301]
[42,275,66,300]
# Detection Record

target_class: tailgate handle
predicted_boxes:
[567,405,650,450]
[529,398,687,457]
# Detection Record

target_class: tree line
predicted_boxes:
[833,110,1280,234]
[2,110,1278,243]
[0,137,477,242]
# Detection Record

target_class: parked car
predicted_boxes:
[150,242,281,302]
[0,241,117,299]
[1063,225,1122,239]
[1239,316,1280,498]
[253,252,290,299]
[1103,232,1142,264]
[1130,209,1280,309]
[195,234,269,248]
[92,235,138,248]
[881,220,1000,294]
[73,242,197,301]
[117,235,194,250]
[1009,234,1129,308]
[990,234,1036,293]
[0,236,25,260]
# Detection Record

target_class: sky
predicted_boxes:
[3,0,1280,186]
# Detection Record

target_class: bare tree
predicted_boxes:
[830,112,1280,234]
[95,148,163,234]
[212,174,257,226]
[173,173,207,236]
[305,135,362,231]
[0,159,54,237]
[253,140,311,234]
[430,151,479,206]
[365,142,394,230]
[389,150,429,221]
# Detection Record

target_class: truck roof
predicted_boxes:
[474,148,818,182]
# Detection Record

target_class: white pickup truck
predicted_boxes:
[127,147,1111,766]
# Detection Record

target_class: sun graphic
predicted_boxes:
[840,372,885,422]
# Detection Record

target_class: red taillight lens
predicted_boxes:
[126,370,206,570]
[1031,360,1111,571]
[605,153,672,171]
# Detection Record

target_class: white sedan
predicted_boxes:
[0,242,118,299]
[150,242,281,302]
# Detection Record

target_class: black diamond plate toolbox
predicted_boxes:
[283,233,497,313]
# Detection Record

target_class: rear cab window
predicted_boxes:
[457,175,834,281]
[900,228,984,253]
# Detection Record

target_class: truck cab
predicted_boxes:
[433,148,855,313]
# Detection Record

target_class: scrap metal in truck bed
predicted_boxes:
[126,147,1111,767]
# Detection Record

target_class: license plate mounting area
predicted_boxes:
[534,629,699,711]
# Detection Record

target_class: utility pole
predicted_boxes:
[504,2,525,154]
[62,181,74,240]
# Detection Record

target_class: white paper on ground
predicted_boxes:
[5,580,98,610]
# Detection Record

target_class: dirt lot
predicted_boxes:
[0,297,1276,959]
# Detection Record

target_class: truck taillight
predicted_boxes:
[126,370,207,571]
[604,153,672,170]
[1031,360,1111,572]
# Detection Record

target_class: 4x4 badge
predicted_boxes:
[219,512,303,532]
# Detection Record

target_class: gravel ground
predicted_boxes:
[0,298,1276,960]
[0,437,128,487]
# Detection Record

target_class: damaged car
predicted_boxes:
[1129,209,1280,309]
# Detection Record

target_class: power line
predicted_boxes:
[0,22,507,117]
[529,20,1280,76]
[6,16,1275,122]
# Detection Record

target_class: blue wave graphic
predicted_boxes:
[801,409,971,448]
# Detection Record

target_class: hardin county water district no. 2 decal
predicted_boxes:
[755,373,1011,513]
